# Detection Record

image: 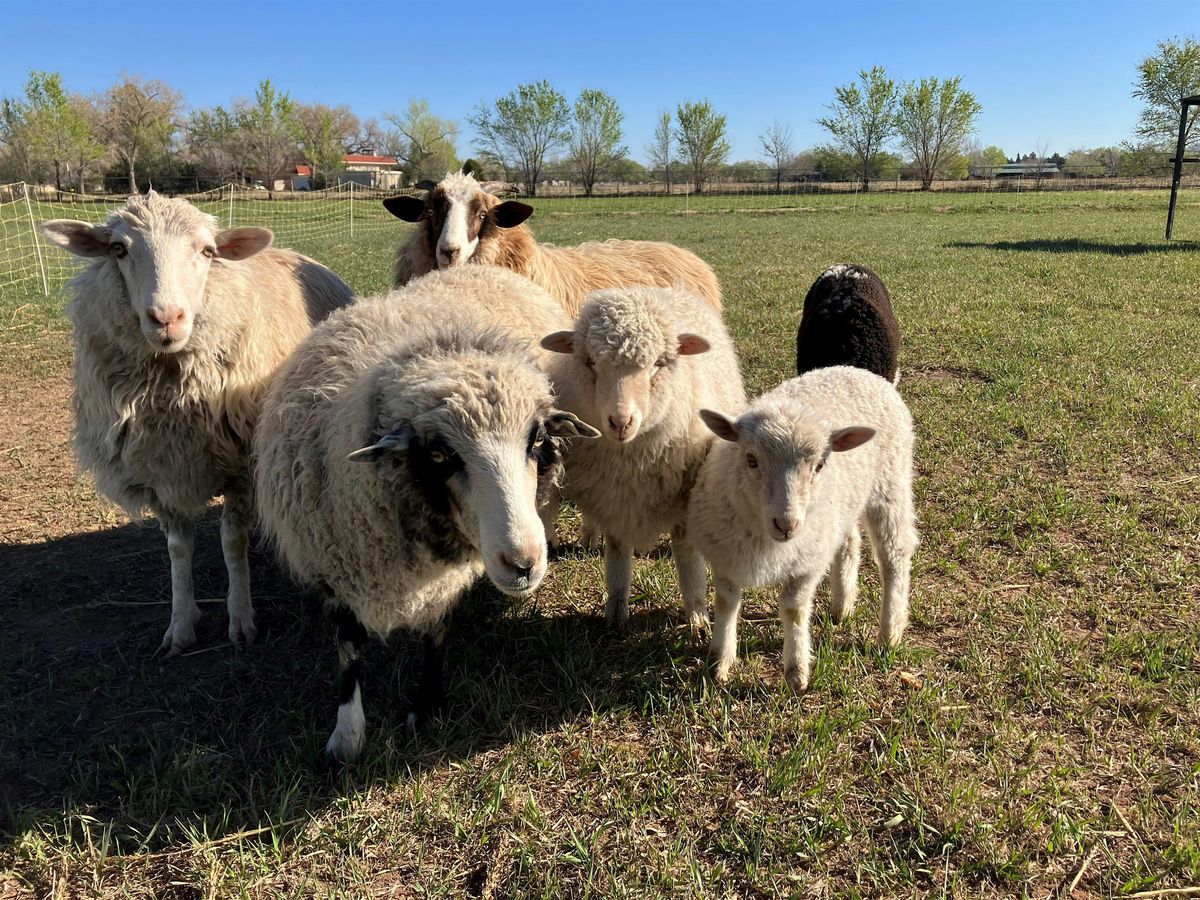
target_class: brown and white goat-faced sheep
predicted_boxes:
[384,169,723,316]
[41,191,355,655]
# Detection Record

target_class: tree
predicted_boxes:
[297,102,358,188]
[674,99,730,194]
[895,76,981,189]
[1132,36,1200,151]
[386,99,458,182]
[237,79,299,196]
[98,74,181,193]
[966,142,1007,177]
[818,66,899,189]
[646,109,673,192]
[186,106,245,185]
[570,89,627,196]
[470,81,571,197]
[9,72,103,194]
[759,120,795,191]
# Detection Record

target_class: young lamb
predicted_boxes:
[41,191,354,655]
[540,284,745,631]
[795,263,900,383]
[253,266,599,765]
[385,168,723,316]
[687,365,918,691]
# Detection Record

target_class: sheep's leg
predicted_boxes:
[159,514,199,656]
[580,515,601,551]
[539,490,563,554]
[604,537,632,629]
[323,606,369,768]
[865,499,918,649]
[407,622,447,732]
[828,527,862,624]
[671,524,710,635]
[779,574,821,693]
[221,480,257,645]
[709,576,742,682]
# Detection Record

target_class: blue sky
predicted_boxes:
[1,0,1195,163]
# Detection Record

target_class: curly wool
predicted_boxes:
[795,263,899,383]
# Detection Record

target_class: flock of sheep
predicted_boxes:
[41,166,918,767]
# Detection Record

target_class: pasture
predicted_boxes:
[1,190,1198,897]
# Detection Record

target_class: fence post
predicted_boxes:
[227,182,234,229]
[349,180,355,239]
[23,183,50,297]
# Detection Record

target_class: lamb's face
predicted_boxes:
[382,173,533,269]
[700,405,875,543]
[349,357,599,596]
[42,197,272,353]
[540,310,711,443]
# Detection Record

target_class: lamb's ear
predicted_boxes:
[699,409,740,442]
[347,424,415,462]
[545,410,601,439]
[215,227,273,260]
[414,179,438,192]
[383,195,427,221]
[830,426,875,452]
[41,220,112,257]
[493,200,533,228]
[677,333,711,356]
[540,331,576,354]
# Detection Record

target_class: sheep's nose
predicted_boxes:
[442,247,461,265]
[147,307,185,327]
[772,517,799,541]
[502,551,539,580]
[608,414,635,441]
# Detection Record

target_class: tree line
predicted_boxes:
[0,36,1194,196]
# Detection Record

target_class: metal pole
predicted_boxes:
[349,180,354,239]
[1165,99,1192,239]
[24,183,50,297]
[227,182,234,229]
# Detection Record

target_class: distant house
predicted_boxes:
[993,161,1060,178]
[291,164,313,191]
[336,153,403,190]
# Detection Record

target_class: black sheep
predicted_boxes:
[795,263,899,383]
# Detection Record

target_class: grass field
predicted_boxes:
[1,190,1198,898]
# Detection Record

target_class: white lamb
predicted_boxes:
[253,266,599,765]
[41,191,354,654]
[687,365,918,691]
[540,284,746,631]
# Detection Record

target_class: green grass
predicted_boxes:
[1,190,1198,898]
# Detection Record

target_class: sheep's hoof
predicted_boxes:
[784,666,810,694]
[688,611,712,640]
[712,659,733,684]
[322,728,364,770]
[158,618,198,657]
[319,746,345,775]
[227,605,258,645]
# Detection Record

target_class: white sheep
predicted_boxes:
[385,168,724,315]
[253,266,599,765]
[540,284,746,631]
[41,191,354,654]
[687,365,918,691]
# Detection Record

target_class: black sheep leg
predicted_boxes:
[408,621,447,731]
[322,606,369,768]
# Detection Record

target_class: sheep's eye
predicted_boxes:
[815,460,825,474]
[747,454,758,469]
[479,211,487,220]
[202,246,217,258]
[111,243,127,259]
[429,449,447,464]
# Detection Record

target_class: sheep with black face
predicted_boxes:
[254,266,599,765]
[385,168,723,316]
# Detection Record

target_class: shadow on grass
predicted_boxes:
[0,511,685,857]
[947,238,1199,255]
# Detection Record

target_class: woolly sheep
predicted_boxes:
[540,284,746,631]
[385,168,723,316]
[688,365,918,691]
[253,266,600,765]
[795,263,900,383]
[41,191,354,654]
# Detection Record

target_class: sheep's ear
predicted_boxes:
[830,426,875,452]
[347,424,415,462]
[414,179,438,192]
[41,220,112,257]
[540,331,576,354]
[461,161,472,175]
[383,195,427,221]
[493,200,533,228]
[215,227,273,260]
[545,410,600,439]
[699,409,740,442]
[677,333,711,356]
